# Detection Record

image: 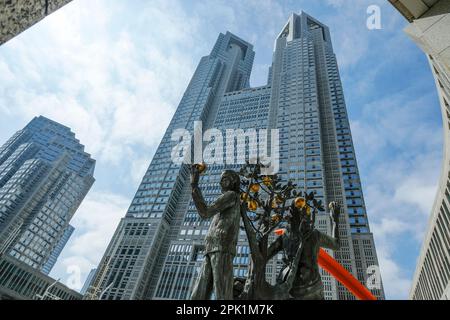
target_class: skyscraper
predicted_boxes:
[80,268,97,296]
[0,116,95,274]
[389,0,450,300]
[42,224,75,275]
[90,12,384,300]
[0,0,73,45]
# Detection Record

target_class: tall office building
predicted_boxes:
[80,268,97,296]
[0,116,95,275]
[0,0,73,45]
[42,224,74,275]
[90,12,384,300]
[389,0,450,300]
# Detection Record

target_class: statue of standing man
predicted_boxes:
[190,165,241,300]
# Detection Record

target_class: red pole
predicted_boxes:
[318,248,377,300]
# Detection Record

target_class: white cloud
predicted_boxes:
[325,0,346,7]
[377,246,412,299]
[394,175,440,215]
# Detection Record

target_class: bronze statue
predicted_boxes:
[269,201,340,300]
[190,165,241,300]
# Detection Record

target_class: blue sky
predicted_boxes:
[0,0,443,299]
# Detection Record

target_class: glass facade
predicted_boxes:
[42,224,75,275]
[80,267,97,295]
[91,12,384,300]
[0,116,95,275]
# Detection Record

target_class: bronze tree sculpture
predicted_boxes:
[189,161,341,300]
[235,162,340,300]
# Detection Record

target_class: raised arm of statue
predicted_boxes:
[318,202,341,250]
[192,188,237,219]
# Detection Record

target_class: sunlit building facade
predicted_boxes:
[0,116,95,274]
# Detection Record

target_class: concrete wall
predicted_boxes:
[0,0,73,45]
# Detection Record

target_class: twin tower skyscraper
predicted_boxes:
[87,12,385,300]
